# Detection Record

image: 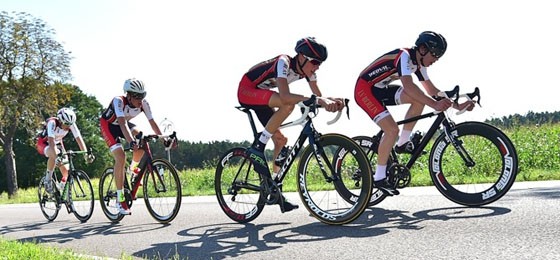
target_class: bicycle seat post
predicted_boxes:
[236,106,260,140]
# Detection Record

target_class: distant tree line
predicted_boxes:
[485,111,560,128]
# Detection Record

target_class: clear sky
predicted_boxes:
[4,0,559,142]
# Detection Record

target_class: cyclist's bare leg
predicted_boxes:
[129,128,144,168]
[399,94,425,133]
[112,147,126,190]
[58,164,70,182]
[376,115,399,178]
[271,131,288,174]
[45,146,58,173]
[264,93,295,133]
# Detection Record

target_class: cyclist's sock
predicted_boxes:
[397,130,412,146]
[117,189,125,202]
[44,170,53,181]
[374,164,387,181]
[258,129,273,144]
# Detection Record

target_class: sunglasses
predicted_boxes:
[304,55,322,66]
[129,92,146,100]
[430,51,443,59]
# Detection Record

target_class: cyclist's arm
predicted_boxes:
[308,80,322,97]
[421,80,474,111]
[401,75,438,108]
[117,117,134,143]
[419,79,441,97]
[277,77,307,105]
[148,119,163,136]
[309,81,344,111]
[75,136,88,152]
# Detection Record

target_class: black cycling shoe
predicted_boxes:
[374,178,400,196]
[395,141,415,154]
[278,195,299,213]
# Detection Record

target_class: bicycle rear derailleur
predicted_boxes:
[388,163,411,189]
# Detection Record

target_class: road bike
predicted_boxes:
[99,131,181,223]
[215,96,373,225]
[339,86,518,207]
[38,149,95,222]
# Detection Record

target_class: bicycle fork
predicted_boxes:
[442,123,475,167]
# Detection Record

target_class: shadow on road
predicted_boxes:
[132,205,511,259]
[1,221,169,244]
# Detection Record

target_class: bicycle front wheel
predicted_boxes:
[429,121,518,206]
[143,159,182,223]
[69,170,95,222]
[98,168,125,223]
[297,133,373,225]
[38,177,59,221]
[215,147,266,223]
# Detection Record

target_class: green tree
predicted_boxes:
[0,12,72,197]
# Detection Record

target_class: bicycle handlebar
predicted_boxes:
[57,148,93,158]
[435,85,481,115]
[125,131,177,151]
[279,95,350,129]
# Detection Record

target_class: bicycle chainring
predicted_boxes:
[388,164,411,189]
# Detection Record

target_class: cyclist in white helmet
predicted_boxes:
[36,107,95,193]
[100,78,164,215]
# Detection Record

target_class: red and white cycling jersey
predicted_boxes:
[238,54,317,107]
[242,54,317,89]
[358,48,428,87]
[101,96,154,124]
[35,117,82,155]
[355,48,430,122]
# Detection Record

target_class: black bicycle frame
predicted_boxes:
[239,106,334,185]
[371,111,444,169]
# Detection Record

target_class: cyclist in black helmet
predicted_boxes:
[238,37,344,213]
[354,31,474,195]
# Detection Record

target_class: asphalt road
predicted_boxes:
[1,180,559,259]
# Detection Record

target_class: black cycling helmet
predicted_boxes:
[294,37,328,62]
[415,31,447,58]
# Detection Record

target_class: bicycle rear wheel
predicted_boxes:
[69,170,95,222]
[297,133,373,225]
[143,159,182,223]
[38,177,59,221]
[429,121,518,206]
[98,168,125,223]
[215,147,266,223]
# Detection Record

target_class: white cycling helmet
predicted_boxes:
[123,78,146,98]
[57,107,76,126]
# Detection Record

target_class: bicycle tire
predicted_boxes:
[215,147,266,223]
[351,136,390,207]
[297,133,373,225]
[429,121,518,206]
[69,170,95,222]
[38,176,60,221]
[98,168,125,223]
[143,159,182,223]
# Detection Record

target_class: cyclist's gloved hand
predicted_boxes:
[129,140,138,150]
[85,153,95,164]
[163,138,177,149]
[55,156,64,166]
